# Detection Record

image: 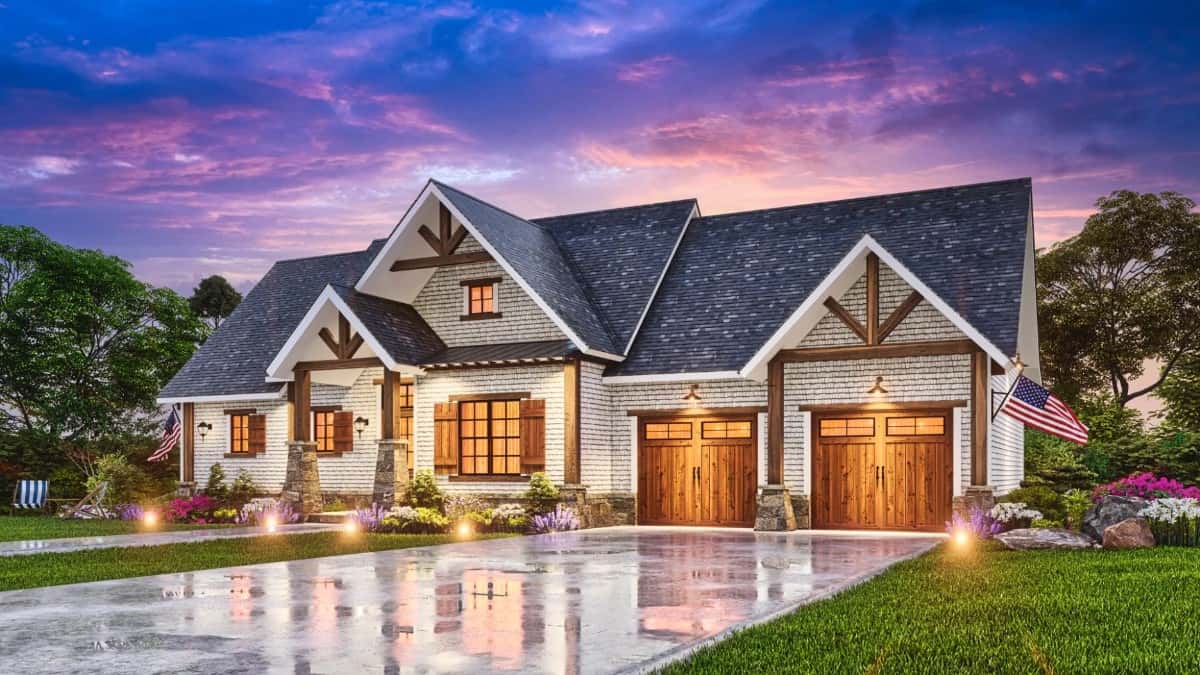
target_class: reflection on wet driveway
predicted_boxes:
[0,527,940,674]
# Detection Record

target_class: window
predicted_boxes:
[886,416,945,436]
[644,422,692,440]
[229,413,250,453]
[384,382,415,477]
[461,279,501,319]
[314,410,337,452]
[819,417,875,437]
[701,420,753,439]
[459,399,521,475]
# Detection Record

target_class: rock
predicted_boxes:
[1102,517,1155,549]
[994,528,1098,550]
[1082,495,1149,542]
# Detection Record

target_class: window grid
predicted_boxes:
[819,418,875,437]
[886,416,946,436]
[701,420,753,439]
[460,400,521,475]
[229,414,250,453]
[314,411,336,452]
[644,422,692,440]
[467,283,494,315]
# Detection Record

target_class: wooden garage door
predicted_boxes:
[638,417,757,527]
[811,410,952,531]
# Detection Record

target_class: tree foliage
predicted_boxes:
[188,274,242,331]
[0,225,204,467]
[1037,190,1200,406]
[1158,353,1200,432]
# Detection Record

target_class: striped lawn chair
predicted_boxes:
[10,479,49,514]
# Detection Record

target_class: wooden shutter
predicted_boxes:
[520,399,546,474]
[433,402,459,474]
[249,414,268,455]
[333,411,354,453]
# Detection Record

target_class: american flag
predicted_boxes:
[148,407,182,462]
[999,375,1089,445]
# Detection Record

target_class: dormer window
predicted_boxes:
[461,278,501,320]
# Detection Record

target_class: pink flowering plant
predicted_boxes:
[167,494,217,523]
[1092,472,1200,503]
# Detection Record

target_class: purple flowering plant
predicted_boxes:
[531,505,580,534]
[1093,472,1200,503]
[237,500,300,526]
[945,506,1003,540]
[352,503,388,532]
[115,503,144,521]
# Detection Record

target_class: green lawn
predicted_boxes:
[668,543,1200,674]
[0,515,229,542]
[0,531,512,591]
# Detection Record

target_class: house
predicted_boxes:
[157,177,1039,531]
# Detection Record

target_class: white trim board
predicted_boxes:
[602,370,743,385]
[156,388,286,405]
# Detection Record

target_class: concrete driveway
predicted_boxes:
[0,527,940,674]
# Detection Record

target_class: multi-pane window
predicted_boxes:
[229,413,250,453]
[644,422,692,440]
[314,410,337,452]
[819,418,875,437]
[886,416,945,436]
[459,400,521,475]
[466,282,495,315]
[396,383,414,476]
[701,420,753,439]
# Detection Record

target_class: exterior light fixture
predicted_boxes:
[354,416,369,438]
[867,376,888,395]
[196,421,212,440]
[682,384,702,402]
[1012,353,1026,373]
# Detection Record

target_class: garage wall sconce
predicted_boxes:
[196,421,212,440]
[867,376,888,395]
[354,416,369,438]
[682,384,702,402]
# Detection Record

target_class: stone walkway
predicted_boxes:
[0,523,342,557]
[0,527,941,674]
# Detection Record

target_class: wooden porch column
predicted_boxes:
[181,402,195,484]
[767,357,784,484]
[293,368,311,442]
[563,358,581,484]
[970,350,989,485]
[381,368,402,439]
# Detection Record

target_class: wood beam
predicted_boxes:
[286,382,295,443]
[343,333,364,360]
[776,339,976,363]
[293,356,383,372]
[418,225,444,254]
[866,252,879,345]
[878,291,923,343]
[767,357,784,484]
[381,369,400,439]
[317,327,340,357]
[293,369,311,442]
[338,315,351,353]
[823,297,868,343]
[797,400,966,413]
[626,406,768,417]
[390,251,493,271]
[181,402,195,483]
[563,359,580,484]
[445,225,468,255]
[971,350,990,485]
[447,391,532,402]
[439,204,452,246]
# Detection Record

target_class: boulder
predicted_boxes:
[994,528,1098,550]
[1082,495,1149,542]
[1102,517,1155,549]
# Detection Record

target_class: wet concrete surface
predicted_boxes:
[0,527,940,674]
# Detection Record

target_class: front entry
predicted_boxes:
[637,416,757,527]
[811,409,953,531]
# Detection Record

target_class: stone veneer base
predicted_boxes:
[952,485,996,517]
[755,485,798,531]
[282,442,322,516]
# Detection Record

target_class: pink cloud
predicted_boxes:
[617,55,680,82]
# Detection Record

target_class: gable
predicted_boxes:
[411,232,566,346]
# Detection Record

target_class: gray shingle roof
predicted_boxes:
[159,240,386,399]
[610,178,1032,376]
[433,180,621,355]
[419,340,577,368]
[329,285,444,365]
[534,199,695,352]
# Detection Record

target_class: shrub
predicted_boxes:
[945,506,1002,540]
[405,470,445,512]
[531,504,580,533]
[445,494,489,520]
[168,494,217,523]
[323,499,349,513]
[211,507,239,523]
[1093,472,1200,502]
[410,507,449,533]
[1002,486,1066,523]
[228,470,258,507]
[1063,489,1092,531]
[87,453,155,505]
[525,472,559,514]
[204,463,228,502]
[1031,518,1062,529]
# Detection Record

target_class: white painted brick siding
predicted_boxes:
[413,364,565,495]
[989,374,1024,494]
[412,233,565,346]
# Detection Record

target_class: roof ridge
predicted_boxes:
[532,198,698,223]
[696,177,1031,222]
[275,247,372,264]
[431,179,552,232]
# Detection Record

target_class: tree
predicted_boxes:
[1158,353,1200,431]
[1037,190,1200,406]
[0,225,204,471]
[189,275,242,330]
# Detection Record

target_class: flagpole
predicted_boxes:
[990,354,1025,422]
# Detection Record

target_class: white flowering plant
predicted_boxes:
[388,505,419,521]
[1138,498,1200,547]
[990,502,1044,525]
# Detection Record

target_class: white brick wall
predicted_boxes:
[989,373,1024,494]
[412,364,565,495]
[412,233,565,346]
[193,368,384,494]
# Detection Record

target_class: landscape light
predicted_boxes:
[264,514,278,533]
[143,511,158,527]
[456,521,473,538]
[953,528,971,547]
[344,519,359,534]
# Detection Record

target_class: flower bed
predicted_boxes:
[1139,498,1200,547]
[1093,472,1200,502]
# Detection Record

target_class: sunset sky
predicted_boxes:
[2,1,1198,294]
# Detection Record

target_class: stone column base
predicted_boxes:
[175,481,196,498]
[790,494,812,529]
[282,441,322,516]
[755,485,797,531]
[372,439,408,508]
[952,485,996,517]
